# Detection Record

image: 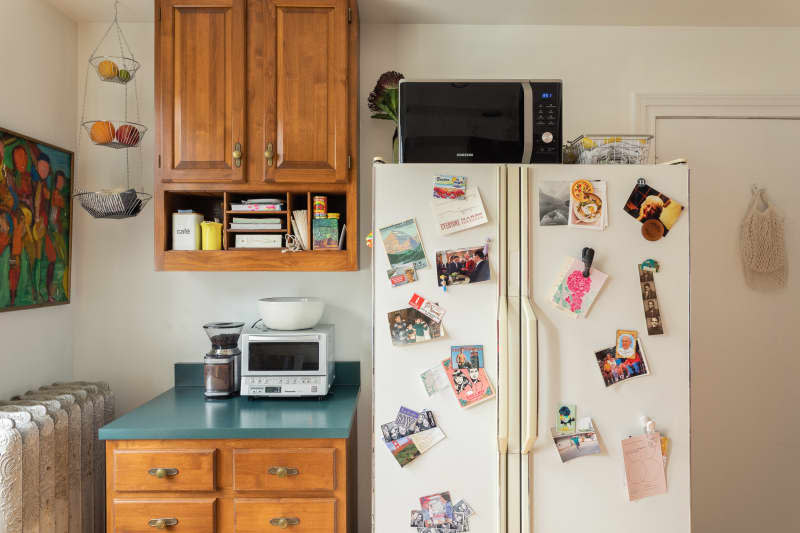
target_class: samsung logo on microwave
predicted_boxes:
[456,152,474,158]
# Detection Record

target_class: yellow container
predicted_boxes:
[327,212,341,219]
[201,221,223,250]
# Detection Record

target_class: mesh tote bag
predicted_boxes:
[740,187,787,289]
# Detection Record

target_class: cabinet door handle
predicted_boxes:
[148,468,179,479]
[148,518,178,529]
[269,517,300,529]
[265,142,274,167]
[267,466,299,478]
[233,142,243,168]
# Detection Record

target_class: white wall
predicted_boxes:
[0,0,77,397]
[68,21,800,533]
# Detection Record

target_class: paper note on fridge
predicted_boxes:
[622,432,668,501]
[431,189,488,235]
[409,426,446,454]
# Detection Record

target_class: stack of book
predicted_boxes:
[230,198,284,212]
[228,217,282,231]
[230,217,283,249]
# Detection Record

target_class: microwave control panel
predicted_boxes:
[531,80,562,164]
[241,375,329,397]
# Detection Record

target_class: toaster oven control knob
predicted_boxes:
[541,131,554,144]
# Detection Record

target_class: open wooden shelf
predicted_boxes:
[225,210,287,215]
[228,229,287,233]
[156,187,356,271]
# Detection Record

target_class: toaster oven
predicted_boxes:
[240,324,335,397]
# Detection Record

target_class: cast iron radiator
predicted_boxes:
[0,381,114,533]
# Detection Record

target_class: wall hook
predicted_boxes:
[581,247,595,278]
[637,177,647,189]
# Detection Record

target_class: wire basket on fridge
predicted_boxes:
[575,135,654,164]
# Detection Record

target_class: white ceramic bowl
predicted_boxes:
[257,297,325,330]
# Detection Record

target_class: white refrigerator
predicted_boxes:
[372,163,690,533]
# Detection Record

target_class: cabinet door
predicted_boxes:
[158,0,246,183]
[263,0,350,183]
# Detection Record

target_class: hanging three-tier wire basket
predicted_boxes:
[75,0,150,219]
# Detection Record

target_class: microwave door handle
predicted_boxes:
[522,81,533,164]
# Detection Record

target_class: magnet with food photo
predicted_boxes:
[378,218,428,270]
[568,179,607,230]
[623,182,684,239]
[387,307,444,346]
[436,244,490,287]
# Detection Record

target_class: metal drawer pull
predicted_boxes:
[148,518,178,529]
[269,517,300,529]
[267,466,299,478]
[148,468,179,479]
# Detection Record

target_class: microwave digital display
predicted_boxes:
[248,341,320,371]
[541,92,553,99]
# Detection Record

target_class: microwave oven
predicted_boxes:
[398,79,562,164]
[240,324,335,397]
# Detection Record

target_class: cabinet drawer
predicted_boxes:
[113,499,215,533]
[233,448,335,492]
[113,450,216,492]
[235,498,335,533]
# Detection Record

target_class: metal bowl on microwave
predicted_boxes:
[257,297,325,330]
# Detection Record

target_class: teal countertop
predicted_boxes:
[99,361,359,441]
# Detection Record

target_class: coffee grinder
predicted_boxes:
[202,322,244,399]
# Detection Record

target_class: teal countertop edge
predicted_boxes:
[99,361,360,441]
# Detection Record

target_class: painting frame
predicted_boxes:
[0,126,74,313]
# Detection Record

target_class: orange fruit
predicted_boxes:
[90,121,115,144]
[98,60,119,80]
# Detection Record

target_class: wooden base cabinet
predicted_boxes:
[106,436,356,533]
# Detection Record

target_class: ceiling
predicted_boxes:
[46,0,800,26]
[46,0,154,23]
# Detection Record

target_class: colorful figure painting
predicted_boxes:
[0,128,73,311]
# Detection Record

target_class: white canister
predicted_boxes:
[172,212,203,250]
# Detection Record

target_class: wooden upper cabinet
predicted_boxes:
[158,0,246,183]
[262,0,350,183]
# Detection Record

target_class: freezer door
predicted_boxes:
[372,163,503,533]
[525,164,691,533]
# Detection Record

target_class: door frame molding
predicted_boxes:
[634,94,800,162]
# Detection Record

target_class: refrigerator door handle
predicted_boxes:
[521,298,538,454]
[520,166,538,455]
[498,293,509,453]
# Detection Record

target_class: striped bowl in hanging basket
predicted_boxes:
[74,189,152,219]
[82,120,148,149]
[89,55,141,85]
